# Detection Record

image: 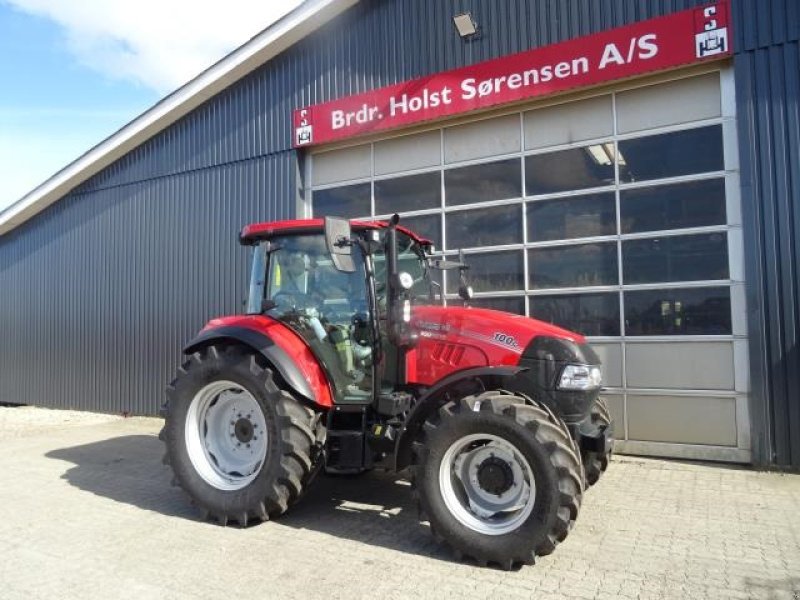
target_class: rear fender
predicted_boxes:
[394,366,527,470]
[183,325,333,409]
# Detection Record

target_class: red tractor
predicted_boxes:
[161,216,613,568]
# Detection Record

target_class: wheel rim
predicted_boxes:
[439,433,536,536]
[185,381,268,491]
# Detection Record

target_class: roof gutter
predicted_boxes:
[0,0,359,237]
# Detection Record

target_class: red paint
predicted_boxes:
[198,303,583,402]
[241,218,432,245]
[407,305,583,386]
[293,2,731,147]
[201,314,334,408]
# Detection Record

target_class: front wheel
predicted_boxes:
[412,391,583,568]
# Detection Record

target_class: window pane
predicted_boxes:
[529,293,620,336]
[621,179,727,233]
[375,172,440,214]
[446,205,522,249]
[529,243,618,289]
[623,233,729,284]
[446,251,524,294]
[625,287,731,335]
[525,144,615,195]
[445,159,521,206]
[400,213,441,249]
[468,296,526,315]
[618,125,723,183]
[527,193,616,242]
[313,183,371,218]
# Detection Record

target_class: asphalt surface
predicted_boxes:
[0,406,799,599]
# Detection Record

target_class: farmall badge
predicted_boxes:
[694,4,729,58]
[295,109,313,146]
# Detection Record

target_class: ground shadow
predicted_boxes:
[46,434,197,520]
[743,576,800,599]
[46,434,453,563]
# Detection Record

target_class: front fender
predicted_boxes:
[394,366,528,470]
[183,323,333,409]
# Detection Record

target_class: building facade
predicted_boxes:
[0,0,798,468]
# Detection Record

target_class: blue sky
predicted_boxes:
[0,0,301,211]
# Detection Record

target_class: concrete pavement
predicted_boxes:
[0,406,799,599]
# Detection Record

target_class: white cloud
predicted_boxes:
[0,0,304,211]
[4,0,304,93]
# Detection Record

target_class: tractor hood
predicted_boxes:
[411,304,585,359]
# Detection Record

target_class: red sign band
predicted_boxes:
[293,1,731,148]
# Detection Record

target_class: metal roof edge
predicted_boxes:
[0,0,359,238]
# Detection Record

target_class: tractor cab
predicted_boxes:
[242,217,436,407]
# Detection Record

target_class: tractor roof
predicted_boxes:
[240,219,432,245]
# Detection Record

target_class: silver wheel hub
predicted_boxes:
[439,433,535,535]
[185,381,268,491]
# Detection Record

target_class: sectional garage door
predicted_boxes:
[305,68,750,463]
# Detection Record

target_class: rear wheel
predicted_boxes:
[582,397,613,487]
[412,391,583,568]
[160,344,323,525]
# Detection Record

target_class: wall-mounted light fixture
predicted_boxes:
[453,12,480,40]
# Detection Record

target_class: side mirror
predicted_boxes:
[458,283,474,302]
[324,216,355,273]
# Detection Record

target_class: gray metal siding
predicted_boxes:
[734,20,800,467]
[0,0,798,470]
[0,153,295,413]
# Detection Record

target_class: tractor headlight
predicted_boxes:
[558,365,602,391]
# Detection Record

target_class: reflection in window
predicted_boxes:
[399,213,442,249]
[529,293,620,336]
[618,125,723,183]
[527,192,616,242]
[525,144,615,195]
[623,233,729,284]
[625,287,732,335]
[446,205,523,249]
[447,251,524,294]
[313,183,371,218]
[620,178,726,233]
[468,296,526,315]
[529,243,618,289]
[445,159,521,206]
[375,172,440,214]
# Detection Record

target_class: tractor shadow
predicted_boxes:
[46,434,197,520]
[46,434,454,563]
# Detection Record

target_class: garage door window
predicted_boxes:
[310,73,734,338]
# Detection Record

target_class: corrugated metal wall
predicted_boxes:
[733,0,800,467]
[0,154,297,412]
[0,0,797,467]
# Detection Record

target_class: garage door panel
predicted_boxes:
[313,144,371,185]
[444,114,520,163]
[627,394,737,446]
[524,94,613,150]
[626,342,734,390]
[616,72,721,134]
[374,130,441,175]
[591,343,622,388]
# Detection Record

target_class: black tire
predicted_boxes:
[582,397,613,487]
[412,391,583,569]
[159,344,323,526]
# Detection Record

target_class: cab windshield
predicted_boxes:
[373,231,435,305]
